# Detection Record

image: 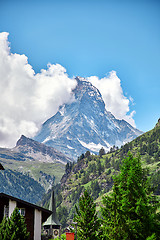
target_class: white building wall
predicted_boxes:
[9,199,17,217]
[34,209,42,240]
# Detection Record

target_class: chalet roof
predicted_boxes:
[0,163,4,170]
[0,192,52,222]
[43,190,61,226]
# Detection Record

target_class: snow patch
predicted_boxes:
[67,136,72,140]
[42,136,51,143]
[67,145,74,149]
[88,91,95,97]
[104,140,111,148]
[59,106,65,116]
[78,139,109,152]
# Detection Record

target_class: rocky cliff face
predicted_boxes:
[34,77,143,160]
[14,135,72,163]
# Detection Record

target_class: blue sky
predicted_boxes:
[0,0,160,146]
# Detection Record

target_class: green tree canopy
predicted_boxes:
[99,147,106,157]
[0,217,8,240]
[74,190,100,240]
[0,207,29,240]
[101,152,160,240]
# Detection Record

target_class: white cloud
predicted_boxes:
[87,71,136,127]
[0,32,77,147]
[0,32,136,148]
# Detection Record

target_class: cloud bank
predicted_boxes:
[0,32,77,147]
[87,71,136,127]
[0,32,135,148]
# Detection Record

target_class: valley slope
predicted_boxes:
[0,136,71,203]
[42,120,160,229]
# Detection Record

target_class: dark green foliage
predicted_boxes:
[151,171,160,195]
[56,186,84,229]
[146,234,157,240]
[101,152,160,240]
[81,172,90,184]
[65,161,75,174]
[0,208,29,240]
[56,192,63,207]
[105,168,111,175]
[88,162,96,173]
[99,147,106,157]
[140,143,147,155]
[41,123,160,233]
[0,217,8,239]
[74,190,100,240]
[39,171,55,184]
[111,158,120,170]
[55,233,66,240]
[85,151,91,159]
[0,169,45,204]
[122,143,130,154]
[57,206,69,229]
[71,186,84,205]
[78,153,85,162]
[97,159,103,175]
[105,157,111,168]
[119,125,160,161]
[91,180,101,199]
[108,145,119,153]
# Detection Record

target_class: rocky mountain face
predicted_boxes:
[0,136,70,203]
[13,135,72,164]
[34,77,143,160]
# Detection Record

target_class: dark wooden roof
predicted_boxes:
[0,192,52,222]
[0,163,4,170]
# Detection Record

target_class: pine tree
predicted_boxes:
[99,147,106,157]
[74,190,100,240]
[0,208,29,240]
[101,152,160,240]
[0,217,7,240]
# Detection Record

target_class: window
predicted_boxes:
[19,208,25,216]
[4,205,9,218]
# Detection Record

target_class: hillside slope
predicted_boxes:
[0,169,45,204]
[0,136,70,203]
[42,120,160,228]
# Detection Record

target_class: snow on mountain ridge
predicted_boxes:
[34,77,143,160]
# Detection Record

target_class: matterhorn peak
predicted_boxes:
[75,76,86,81]
[34,80,143,160]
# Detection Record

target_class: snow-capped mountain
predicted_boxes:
[34,77,143,160]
